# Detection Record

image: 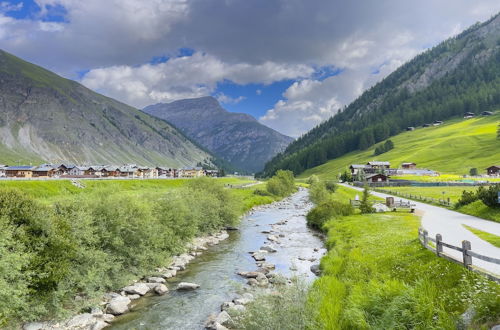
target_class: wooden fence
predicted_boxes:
[375,188,454,207]
[418,228,500,283]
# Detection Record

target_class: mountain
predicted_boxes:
[143,97,293,173]
[0,49,212,166]
[260,13,500,177]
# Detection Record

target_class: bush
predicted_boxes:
[469,168,478,176]
[306,175,320,185]
[340,170,353,183]
[456,189,479,208]
[0,178,242,326]
[266,170,296,197]
[325,181,337,192]
[307,201,354,230]
[253,188,272,196]
[309,181,329,205]
[478,184,500,208]
[359,186,375,214]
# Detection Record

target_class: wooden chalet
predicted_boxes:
[486,165,500,176]
[367,161,390,170]
[401,162,417,170]
[5,166,36,178]
[366,173,389,183]
[32,165,57,178]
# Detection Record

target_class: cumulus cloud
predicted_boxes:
[81,52,314,108]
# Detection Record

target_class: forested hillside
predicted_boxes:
[259,13,500,177]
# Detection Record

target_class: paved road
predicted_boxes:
[341,184,500,276]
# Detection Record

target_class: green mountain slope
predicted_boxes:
[260,13,500,177]
[299,113,500,179]
[0,49,212,166]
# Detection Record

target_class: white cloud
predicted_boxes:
[81,52,314,108]
[1,0,500,136]
[215,93,245,105]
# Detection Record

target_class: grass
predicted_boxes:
[299,113,500,180]
[390,174,500,183]
[459,200,500,223]
[311,212,500,329]
[377,186,477,203]
[463,225,500,248]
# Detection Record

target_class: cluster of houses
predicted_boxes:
[406,111,495,131]
[0,163,220,179]
[350,161,500,183]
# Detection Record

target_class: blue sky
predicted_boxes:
[1,0,499,136]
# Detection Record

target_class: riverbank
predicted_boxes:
[0,177,281,329]
[107,188,324,329]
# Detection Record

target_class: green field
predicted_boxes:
[300,113,500,180]
[377,186,477,203]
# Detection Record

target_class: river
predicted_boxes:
[109,188,325,330]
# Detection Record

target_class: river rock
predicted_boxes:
[227,304,246,315]
[261,230,271,234]
[161,269,177,278]
[128,294,141,300]
[154,284,169,295]
[310,264,321,275]
[260,245,277,253]
[267,235,279,242]
[225,226,238,231]
[92,320,108,330]
[23,322,47,330]
[313,248,319,252]
[99,314,115,323]
[260,262,276,271]
[237,271,260,278]
[252,251,267,261]
[279,234,285,238]
[147,276,166,284]
[177,282,200,290]
[215,311,233,328]
[205,314,229,330]
[123,283,150,296]
[247,278,258,286]
[106,296,131,315]
[221,301,235,311]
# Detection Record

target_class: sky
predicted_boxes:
[1,1,500,137]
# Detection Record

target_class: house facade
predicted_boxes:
[180,167,204,178]
[367,161,390,170]
[487,165,500,176]
[366,173,389,183]
[401,162,417,170]
[5,166,36,178]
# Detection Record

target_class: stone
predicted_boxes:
[92,320,108,330]
[161,269,177,278]
[314,248,319,252]
[247,278,258,286]
[237,271,260,278]
[122,283,150,296]
[279,234,285,238]
[225,226,239,231]
[148,276,166,283]
[490,325,500,330]
[216,311,233,328]
[261,230,271,234]
[23,322,48,330]
[154,284,169,295]
[100,314,115,323]
[260,262,275,271]
[252,251,267,261]
[106,296,131,315]
[128,294,141,300]
[221,301,235,311]
[260,245,277,253]
[227,304,246,315]
[177,282,200,290]
[267,235,279,242]
[310,264,321,275]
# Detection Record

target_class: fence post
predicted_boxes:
[447,197,450,206]
[423,230,428,247]
[436,234,442,256]
[462,240,472,269]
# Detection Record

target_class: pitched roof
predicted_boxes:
[350,164,369,169]
[366,173,388,179]
[367,161,390,166]
[33,166,56,172]
[6,166,36,170]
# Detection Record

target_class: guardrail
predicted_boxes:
[418,228,500,283]
[374,188,454,207]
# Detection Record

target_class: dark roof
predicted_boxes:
[487,165,500,169]
[6,166,36,170]
[366,173,388,179]
[402,162,416,165]
[367,161,390,166]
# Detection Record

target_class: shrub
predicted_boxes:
[477,184,500,208]
[325,181,337,193]
[307,201,354,230]
[266,170,296,197]
[359,186,375,214]
[469,168,478,176]
[306,175,320,185]
[340,170,353,183]
[253,188,272,196]
[456,190,479,208]
[309,181,329,205]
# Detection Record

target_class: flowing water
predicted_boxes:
[109,188,325,330]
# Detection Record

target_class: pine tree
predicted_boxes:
[360,186,374,214]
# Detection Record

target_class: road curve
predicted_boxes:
[341,184,500,276]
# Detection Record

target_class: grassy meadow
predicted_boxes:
[236,184,500,329]
[299,113,500,180]
[463,225,500,248]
